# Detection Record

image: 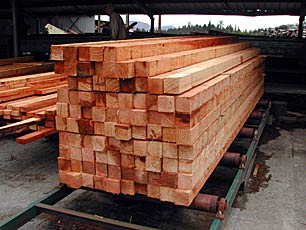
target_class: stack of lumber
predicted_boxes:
[0,56,54,78]
[0,71,66,143]
[53,36,265,206]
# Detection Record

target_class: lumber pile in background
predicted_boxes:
[53,36,265,206]
[0,71,66,142]
[0,56,54,78]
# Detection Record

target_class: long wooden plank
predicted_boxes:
[99,42,249,79]
[51,36,237,62]
[27,75,67,86]
[26,105,56,118]
[175,56,262,113]
[0,87,36,103]
[0,72,57,82]
[18,94,57,112]
[148,47,260,95]
[0,87,33,97]
[16,127,57,144]
[0,56,34,66]
[175,69,263,146]
[173,78,264,205]
[0,62,54,78]
[0,117,41,137]
[92,49,259,94]
[99,36,237,62]
[5,96,46,110]
[35,84,67,95]
[0,96,39,110]
[51,36,198,61]
[174,80,264,206]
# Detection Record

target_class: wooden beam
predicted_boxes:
[0,117,41,137]
[0,62,54,78]
[16,127,57,144]
[0,56,34,66]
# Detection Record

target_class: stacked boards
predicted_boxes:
[53,36,264,206]
[0,71,66,142]
[0,56,54,78]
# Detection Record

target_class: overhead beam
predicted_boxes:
[14,0,304,7]
[16,8,302,17]
[0,1,303,18]
[130,0,155,32]
[131,0,153,17]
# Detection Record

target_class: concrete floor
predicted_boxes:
[0,135,58,222]
[224,127,306,230]
[0,126,305,229]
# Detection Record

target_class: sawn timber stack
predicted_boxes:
[53,36,265,206]
[0,71,67,142]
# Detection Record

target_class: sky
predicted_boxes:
[100,14,299,31]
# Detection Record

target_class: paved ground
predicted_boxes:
[0,126,305,229]
[224,127,306,230]
[0,135,58,222]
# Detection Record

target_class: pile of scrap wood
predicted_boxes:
[53,36,265,206]
[0,56,54,78]
[0,69,67,143]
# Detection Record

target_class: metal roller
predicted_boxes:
[239,127,255,138]
[257,99,269,108]
[220,152,247,169]
[191,194,228,219]
[250,111,264,119]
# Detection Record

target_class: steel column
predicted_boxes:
[150,16,154,33]
[10,0,20,57]
[126,14,130,29]
[298,15,305,39]
[158,15,161,33]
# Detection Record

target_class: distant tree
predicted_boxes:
[161,21,300,38]
[217,20,224,30]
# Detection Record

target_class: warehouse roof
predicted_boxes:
[1,0,306,18]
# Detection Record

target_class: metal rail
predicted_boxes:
[210,103,270,230]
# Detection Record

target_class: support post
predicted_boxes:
[126,14,130,29]
[158,15,161,33]
[36,18,40,34]
[150,16,154,33]
[298,15,305,39]
[97,15,101,33]
[11,0,20,57]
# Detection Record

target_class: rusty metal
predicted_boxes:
[238,127,255,138]
[216,198,227,220]
[191,193,218,212]
[257,99,269,108]
[240,155,247,169]
[220,152,247,169]
[252,163,260,178]
[250,111,264,119]
[220,152,241,168]
[211,102,270,230]
[191,193,227,220]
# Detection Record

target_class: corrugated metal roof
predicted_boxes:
[0,1,305,17]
